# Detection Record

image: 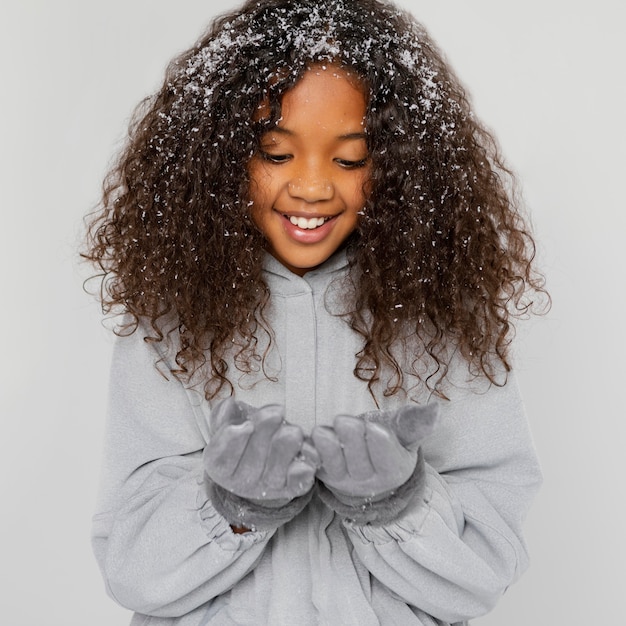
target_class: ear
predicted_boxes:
[390,403,439,450]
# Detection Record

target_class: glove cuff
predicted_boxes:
[317,449,427,526]
[208,481,314,532]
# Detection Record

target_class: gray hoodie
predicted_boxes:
[92,251,542,625]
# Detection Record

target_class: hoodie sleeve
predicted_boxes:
[91,328,274,618]
[343,372,542,624]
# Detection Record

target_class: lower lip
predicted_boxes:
[280,214,338,244]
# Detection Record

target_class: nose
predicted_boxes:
[287,174,334,202]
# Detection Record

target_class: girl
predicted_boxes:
[84,0,547,624]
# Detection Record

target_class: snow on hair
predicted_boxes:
[83,0,547,400]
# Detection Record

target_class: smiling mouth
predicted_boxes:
[284,214,334,230]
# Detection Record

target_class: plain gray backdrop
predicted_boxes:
[1,1,624,624]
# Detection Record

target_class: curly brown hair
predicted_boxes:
[83,0,547,400]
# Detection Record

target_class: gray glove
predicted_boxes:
[312,404,438,525]
[204,398,319,531]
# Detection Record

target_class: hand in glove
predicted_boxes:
[312,404,438,525]
[204,398,319,531]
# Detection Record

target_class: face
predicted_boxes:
[248,66,370,276]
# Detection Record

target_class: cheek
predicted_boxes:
[248,169,268,209]
[352,169,371,206]
[248,161,276,206]
[249,197,268,234]
[247,187,277,242]
[246,176,265,233]
[362,168,373,198]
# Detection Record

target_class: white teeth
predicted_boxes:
[289,216,328,229]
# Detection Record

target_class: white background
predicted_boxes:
[1,1,624,624]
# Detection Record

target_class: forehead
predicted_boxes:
[256,64,368,127]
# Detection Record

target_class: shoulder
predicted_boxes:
[108,316,202,410]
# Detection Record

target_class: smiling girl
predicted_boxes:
[84,1,547,624]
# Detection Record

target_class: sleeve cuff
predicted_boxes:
[206,480,314,532]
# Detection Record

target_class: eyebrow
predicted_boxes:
[338,132,367,141]
[267,127,367,141]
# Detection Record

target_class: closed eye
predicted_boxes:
[259,151,292,164]
[335,157,369,169]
